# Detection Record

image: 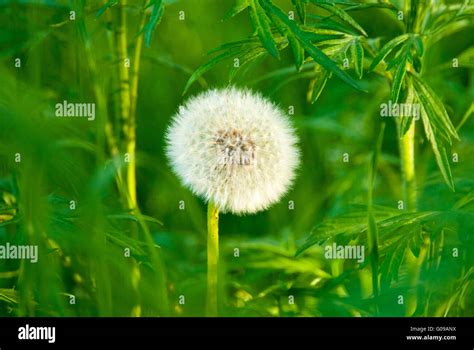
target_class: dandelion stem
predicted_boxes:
[206,201,219,316]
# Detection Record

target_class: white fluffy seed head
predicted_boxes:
[165,87,300,215]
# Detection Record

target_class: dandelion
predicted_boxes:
[165,87,300,315]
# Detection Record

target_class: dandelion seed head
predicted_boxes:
[166,87,300,215]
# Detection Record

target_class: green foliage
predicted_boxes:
[143,0,166,47]
[185,0,365,92]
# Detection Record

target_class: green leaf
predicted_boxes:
[307,14,358,34]
[391,55,407,103]
[224,0,250,20]
[143,0,165,47]
[430,138,455,191]
[207,37,261,55]
[345,2,398,12]
[229,47,268,82]
[309,69,331,103]
[456,101,474,131]
[369,34,409,71]
[301,30,346,43]
[268,8,304,71]
[385,48,406,71]
[0,288,18,305]
[408,227,423,258]
[288,33,305,71]
[291,0,307,23]
[96,0,118,18]
[350,37,364,79]
[414,88,455,191]
[249,0,280,58]
[411,74,460,141]
[314,2,367,37]
[412,35,424,57]
[399,83,415,137]
[183,50,235,94]
[380,236,408,288]
[262,0,364,91]
[184,36,277,93]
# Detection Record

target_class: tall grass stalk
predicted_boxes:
[206,202,219,316]
[114,0,136,211]
[398,86,417,211]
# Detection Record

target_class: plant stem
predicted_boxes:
[130,2,147,122]
[115,0,136,210]
[206,202,219,316]
[405,233,429,316]
[398,88,417,211]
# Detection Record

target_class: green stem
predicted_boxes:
[115,0,136,211]
[206,202,219,316]
[398,91,417,211]
[397,78,417,211]
[405,233,429,316]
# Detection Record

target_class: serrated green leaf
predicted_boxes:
[314,2,367,36]
[262,0,364,91]
[414,89,455,191]
[412,74,460,141]
[224,0,250,20]
[380,236,407,288]
[249,0,280,58]
[431,139,455,191]
[350,38,364,78]
[369,34,409,71]
[391,56,407,103]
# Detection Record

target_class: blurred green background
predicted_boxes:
[0,0,472,317]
